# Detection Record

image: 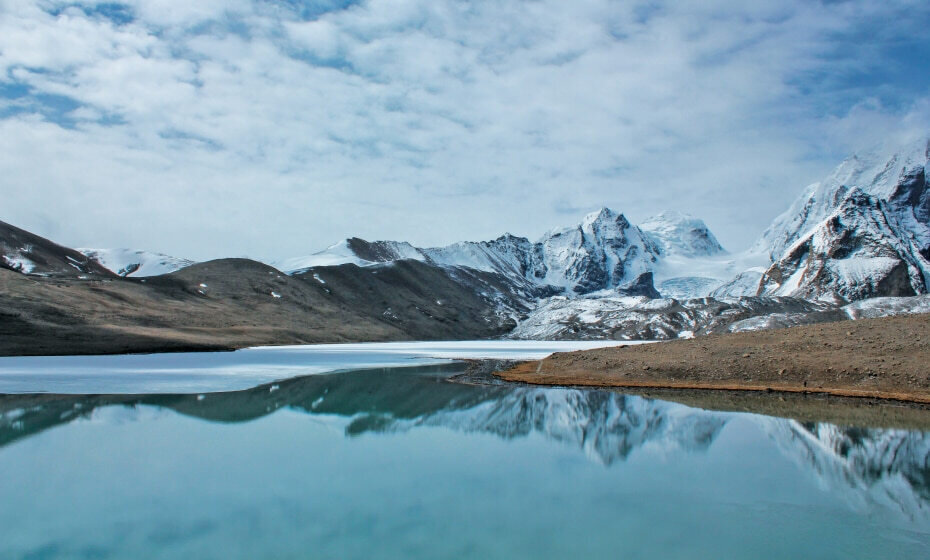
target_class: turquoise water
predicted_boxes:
[1,363,929,559]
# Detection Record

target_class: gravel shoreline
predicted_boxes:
[496,312,930,404]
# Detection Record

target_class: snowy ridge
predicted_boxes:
[640,210,726,257]
[750,136,930,301]
[758,188,929,301]
[80,248,195,277]
[273,238,425,273]
[280,207,665,295]
[755,137,930,261]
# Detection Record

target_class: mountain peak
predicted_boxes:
[640,211,726,257]
[756,132,930,262]
[581,207,623,227]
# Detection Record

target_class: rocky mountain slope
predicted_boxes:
[0,255,523,356]
[505,137,930,340]
[0,220,114,278]
[755,137,930,301]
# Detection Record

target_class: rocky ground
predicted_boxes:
[497,312,930,403]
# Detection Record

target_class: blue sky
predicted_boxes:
[1,0,929,260]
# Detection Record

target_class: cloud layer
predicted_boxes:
[2,0,929,259]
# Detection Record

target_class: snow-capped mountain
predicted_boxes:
[424,209,663,295]
[279,146,930,309]
[79,248,195,277]
[758,190,928,301]
[756,138,930,260]
[636,210,756,298]
[754,137,930,302]
[640,211,726,258]
[280,208,667,296]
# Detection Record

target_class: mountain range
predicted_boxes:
[2,136,929,353]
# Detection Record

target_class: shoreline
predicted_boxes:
[496,312,930,405]
[499,361,930,404]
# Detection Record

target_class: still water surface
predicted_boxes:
[0,343,928,559]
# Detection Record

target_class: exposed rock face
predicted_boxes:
[535,208,660,293]
[617,272,662,298]
[509,295,842,340]
[759,190,929,302]
[754,137,930,302]
[344,238,426,264]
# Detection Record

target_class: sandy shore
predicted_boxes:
[497,312,930,404]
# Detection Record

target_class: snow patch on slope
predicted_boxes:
[274,240,372,272]
[79,248,194,277]
[1,253,36,274]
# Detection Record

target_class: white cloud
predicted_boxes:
[0,0,928,260]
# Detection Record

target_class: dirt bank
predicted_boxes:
[497,312,930,403]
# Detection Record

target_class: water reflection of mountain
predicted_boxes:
[1,366,929,518]
[764,420,930,519]
[379,389,728,464]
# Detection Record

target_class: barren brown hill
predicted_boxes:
[498,313,930,403]
[0,258,519,356]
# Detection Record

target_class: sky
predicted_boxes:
[1,0,929,261]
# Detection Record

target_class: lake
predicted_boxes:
[0,342,928,559]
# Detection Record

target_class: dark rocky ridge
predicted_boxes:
[0,220,113,277]
[0,256,528,356]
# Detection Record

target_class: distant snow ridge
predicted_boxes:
[79,248,195,277]
[640,211,726,258]
[281,208,665,296]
